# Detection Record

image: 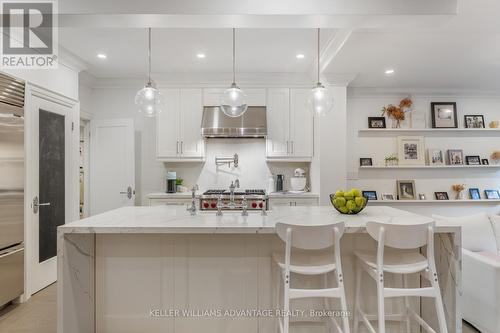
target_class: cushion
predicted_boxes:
[432,213,497,252]
[489,215,500,252]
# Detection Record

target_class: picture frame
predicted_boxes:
[427,149,445,166]
[469,188,481,200]
[362,191,378,200]
[381,194,395,200]
[368,117,386,129]
[397,180,416,200]
[435,192,449,200]
[397,136,426,165]
[482,159,490,165]
[359,158,373,167]
[485,190,500,200]
[465,155,481,166]
[447,149,464,165]
[464,115,485,129]
[431,102,458,128]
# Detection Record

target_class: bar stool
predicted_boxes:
[353,220,448,333]
[274,222,350,333]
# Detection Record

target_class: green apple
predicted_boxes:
[335,197,347,207]
[352,189,362,198]
[346,200,356,211]
[335,190,345,197]
[338,206,349,214]
[355,196,366,207]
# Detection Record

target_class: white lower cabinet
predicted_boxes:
[156,88,204,161]
[268,196,319,208]
[149,198,191,206]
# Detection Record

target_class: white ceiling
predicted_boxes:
[61,0,500,90]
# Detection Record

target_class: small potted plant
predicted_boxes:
[491,151,500,165]
[176,178,185,192]
[385,154,399,167]
[451,184,466,200]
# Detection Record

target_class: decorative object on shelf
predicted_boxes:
[176,178,187,192]
[465,155,481,165]
[397,136,426,165]
[464,115,485,128]
[485,189,500,199]
[397,180,416,200]
[308,28,333,116]
[135,28,165,118]
[435,192,450,200]
[382,194,395,200]
[491,151,500,165]
[381,97,413,128]
[360,158,373,166]
[419,193,426,200]
[384,154,398,166]
[469,188,481,200]
[447,149,464,165]
[489,121,499,128]
[427,149,445,166]
[482,159,490,165]
[220,28,248,118]
[330,188,367,214]
[362,191,378,200]
[368,117,386,129]
[431,102,457,128]
[451,184,466,200]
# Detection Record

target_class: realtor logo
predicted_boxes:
[1,1,58,69]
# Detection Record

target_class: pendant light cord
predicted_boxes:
[148,27,152,84]
[317,28,320,84]
[232,28,236,84]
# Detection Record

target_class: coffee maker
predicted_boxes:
[166,171,177,193]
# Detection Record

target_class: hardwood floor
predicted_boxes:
[0,283,483,333]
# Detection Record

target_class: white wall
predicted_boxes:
[346,89,500,216]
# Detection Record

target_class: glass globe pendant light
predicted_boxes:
[308,28,334,116]
[135,28,164,117]
[220,28,248,117]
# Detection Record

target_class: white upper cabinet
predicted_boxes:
[266,88,314,161]
[157,88,204,161]
[203,88,266,106]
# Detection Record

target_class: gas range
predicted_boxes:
[199,189,268,211]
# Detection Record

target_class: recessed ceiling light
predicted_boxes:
[384,68,395,75]
[196,53,206,59]
[97,53,107,59]
[296,54,305,59]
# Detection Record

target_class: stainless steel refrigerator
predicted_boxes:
[0,74,25,307]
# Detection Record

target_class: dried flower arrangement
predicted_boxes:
[381,97,413,128]
[451,184,466,200]
[491,151,500,161]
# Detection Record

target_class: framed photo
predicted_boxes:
[360,158,373,167]
[368,117,386,129]
[447,149,464,165]
[435,192,449,200]
[485,190,500,200]
[397,136,426,165]
[469,188,481,200]
[465,155,481,165]
[362,191,378,200]
[464,115,485,128]
[482,159,490,165]
[397,180,416,200]
[427,149,445,166]
[431,102,458,128]
[381,194,395,200]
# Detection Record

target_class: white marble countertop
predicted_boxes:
[147,192,320,199]
[59,206,460,234]
[267,192,319,198]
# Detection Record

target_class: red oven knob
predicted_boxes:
[258,202,263,208]
[203,202,209,208]
[251,202,257,208]
[211,202,217,208]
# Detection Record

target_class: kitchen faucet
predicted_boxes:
[186,184,199,215]
[228,179,240,208]
[216,179,249,216]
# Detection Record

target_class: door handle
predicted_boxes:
[176,141,179,154]
[286,141,289,154]
[120,186,133,199]
[180,141,183,154]
[291,141,294,154]
[32,196,51,214]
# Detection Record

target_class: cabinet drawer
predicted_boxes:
[0,246,24,306]
[149,199,191,206]
[269,197,319,207]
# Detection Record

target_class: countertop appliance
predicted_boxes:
[200,189,268,211]
[0,73,25,307]
[276,175,284,192]
[290,168,307,192]
[201,106,267,138]
[166,171,177,193]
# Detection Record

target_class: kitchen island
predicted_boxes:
[57,206,461,333]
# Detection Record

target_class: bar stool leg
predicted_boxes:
[430,271,448,333]
[403,274,411,333]
[353,261,362,333]
[376,272,386,333]
[283,270,290,333]
[338,272,350,333]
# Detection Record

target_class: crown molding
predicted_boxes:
[348,87,500,98]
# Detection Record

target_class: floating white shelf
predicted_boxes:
[368,199,500,204]
[358,128,500,137]
[360,165,500,170]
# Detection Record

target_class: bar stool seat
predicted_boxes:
[354,250,428,274]
[273,251,337,275]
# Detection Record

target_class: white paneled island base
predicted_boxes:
[57,206,461,333]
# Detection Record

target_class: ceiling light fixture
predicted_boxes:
[135,28,164,118]
[308,28,333,116]
[219,28,247,118]
[97,53,107,59]
[385,68,395,75]
[296,54,305,59]
[196,53,206,59]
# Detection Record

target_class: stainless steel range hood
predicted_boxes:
[201,106,267,138]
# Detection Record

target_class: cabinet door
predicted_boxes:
[203,88,224,106]
[157,89,180,159]
[179,89,204,158]
[266,88,290,158]
[290,89,313,158]
[244,88,266,106]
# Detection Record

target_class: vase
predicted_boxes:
[391,119,401,128]
[455,191,465,200]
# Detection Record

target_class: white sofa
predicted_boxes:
[433,213,500,333]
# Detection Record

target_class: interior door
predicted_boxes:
[266,88,290,157]
[90,119,135,215]
[290,88,313,158]
[30,96,74,294]
[179,89,204,158]
[156,89,180,159]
